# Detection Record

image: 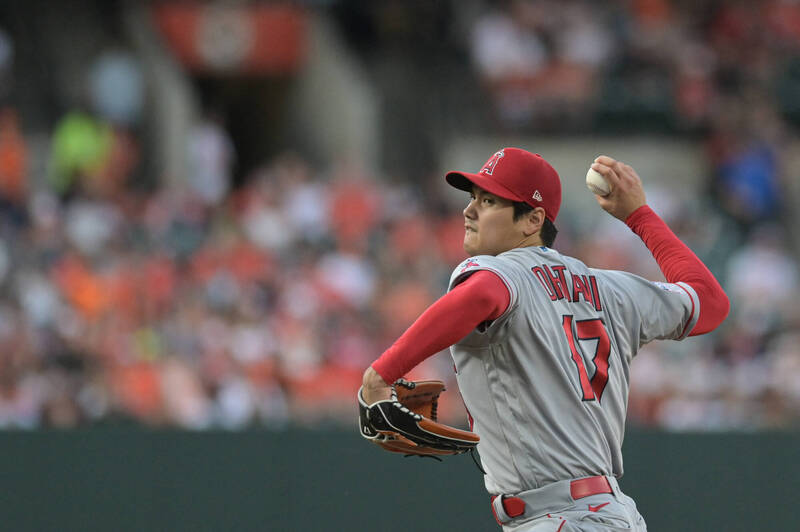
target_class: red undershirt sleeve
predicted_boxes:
[625,205,730,336]
[371,270,510,383]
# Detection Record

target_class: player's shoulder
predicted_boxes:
[449,254,519,289]
[451,254,503,277]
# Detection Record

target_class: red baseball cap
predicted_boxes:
[445,147,562,223]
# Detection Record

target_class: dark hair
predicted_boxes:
[512,201,558,248]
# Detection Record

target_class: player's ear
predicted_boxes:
[522,207,545,237]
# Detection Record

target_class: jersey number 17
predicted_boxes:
[561,315,611,402]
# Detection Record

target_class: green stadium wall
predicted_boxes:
[0,428,795,531]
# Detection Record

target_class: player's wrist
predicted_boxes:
[623,204,653,226]
[363,366,391,395]
[363,365,394,405]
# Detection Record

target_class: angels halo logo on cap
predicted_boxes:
[481,150,504,176]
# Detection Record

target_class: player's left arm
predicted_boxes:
[591,156,730,336]
[361,270,509,403]
[624,205,728,335]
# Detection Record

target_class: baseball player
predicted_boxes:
[361,148,729,530]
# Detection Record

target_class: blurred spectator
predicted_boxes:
[0,107,27,219]
[327,159,381,250]
[186,112,235,207]
[48,110,113,196]
[725,224,799,338]
[707,97,786,230]
[88,47,144,128]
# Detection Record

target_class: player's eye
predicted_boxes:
[483,197,494,205]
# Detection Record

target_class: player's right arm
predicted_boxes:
[361,270,510,404]
[590,156,729,336]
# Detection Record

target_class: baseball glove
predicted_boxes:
[358,378,479,458]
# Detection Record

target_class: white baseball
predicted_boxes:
[586,168,612,196]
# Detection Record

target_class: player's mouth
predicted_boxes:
[465,224,477,232]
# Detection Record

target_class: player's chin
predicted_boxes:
[463,233,479,255]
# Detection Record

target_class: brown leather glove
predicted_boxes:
[358,379,479,457]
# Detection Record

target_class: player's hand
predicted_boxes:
[590,156,647,221]
[361,367,392,404]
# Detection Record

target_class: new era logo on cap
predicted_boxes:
[445,147,562,222]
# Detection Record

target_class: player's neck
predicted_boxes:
[510,232,544,251]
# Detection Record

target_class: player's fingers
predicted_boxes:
[596,156,637,185]
[594,155,617,167]
[591,162,623,189]
[597,155,629,175]
[599,157,628,179]
[592,190,614,213]
[617,162,640,184]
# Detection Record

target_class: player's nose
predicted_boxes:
[463,200,477,219]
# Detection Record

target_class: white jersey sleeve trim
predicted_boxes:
[674,281,700,339]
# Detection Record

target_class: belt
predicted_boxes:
[490,475,615,526]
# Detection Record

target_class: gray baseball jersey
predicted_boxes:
[448,246,699,496]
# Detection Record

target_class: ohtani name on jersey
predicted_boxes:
[531,265,602,311]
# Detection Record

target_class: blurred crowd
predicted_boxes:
[0,0,797,431]
[470,0,800,133]
[0,130,797,431]
[0,127,471,429]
